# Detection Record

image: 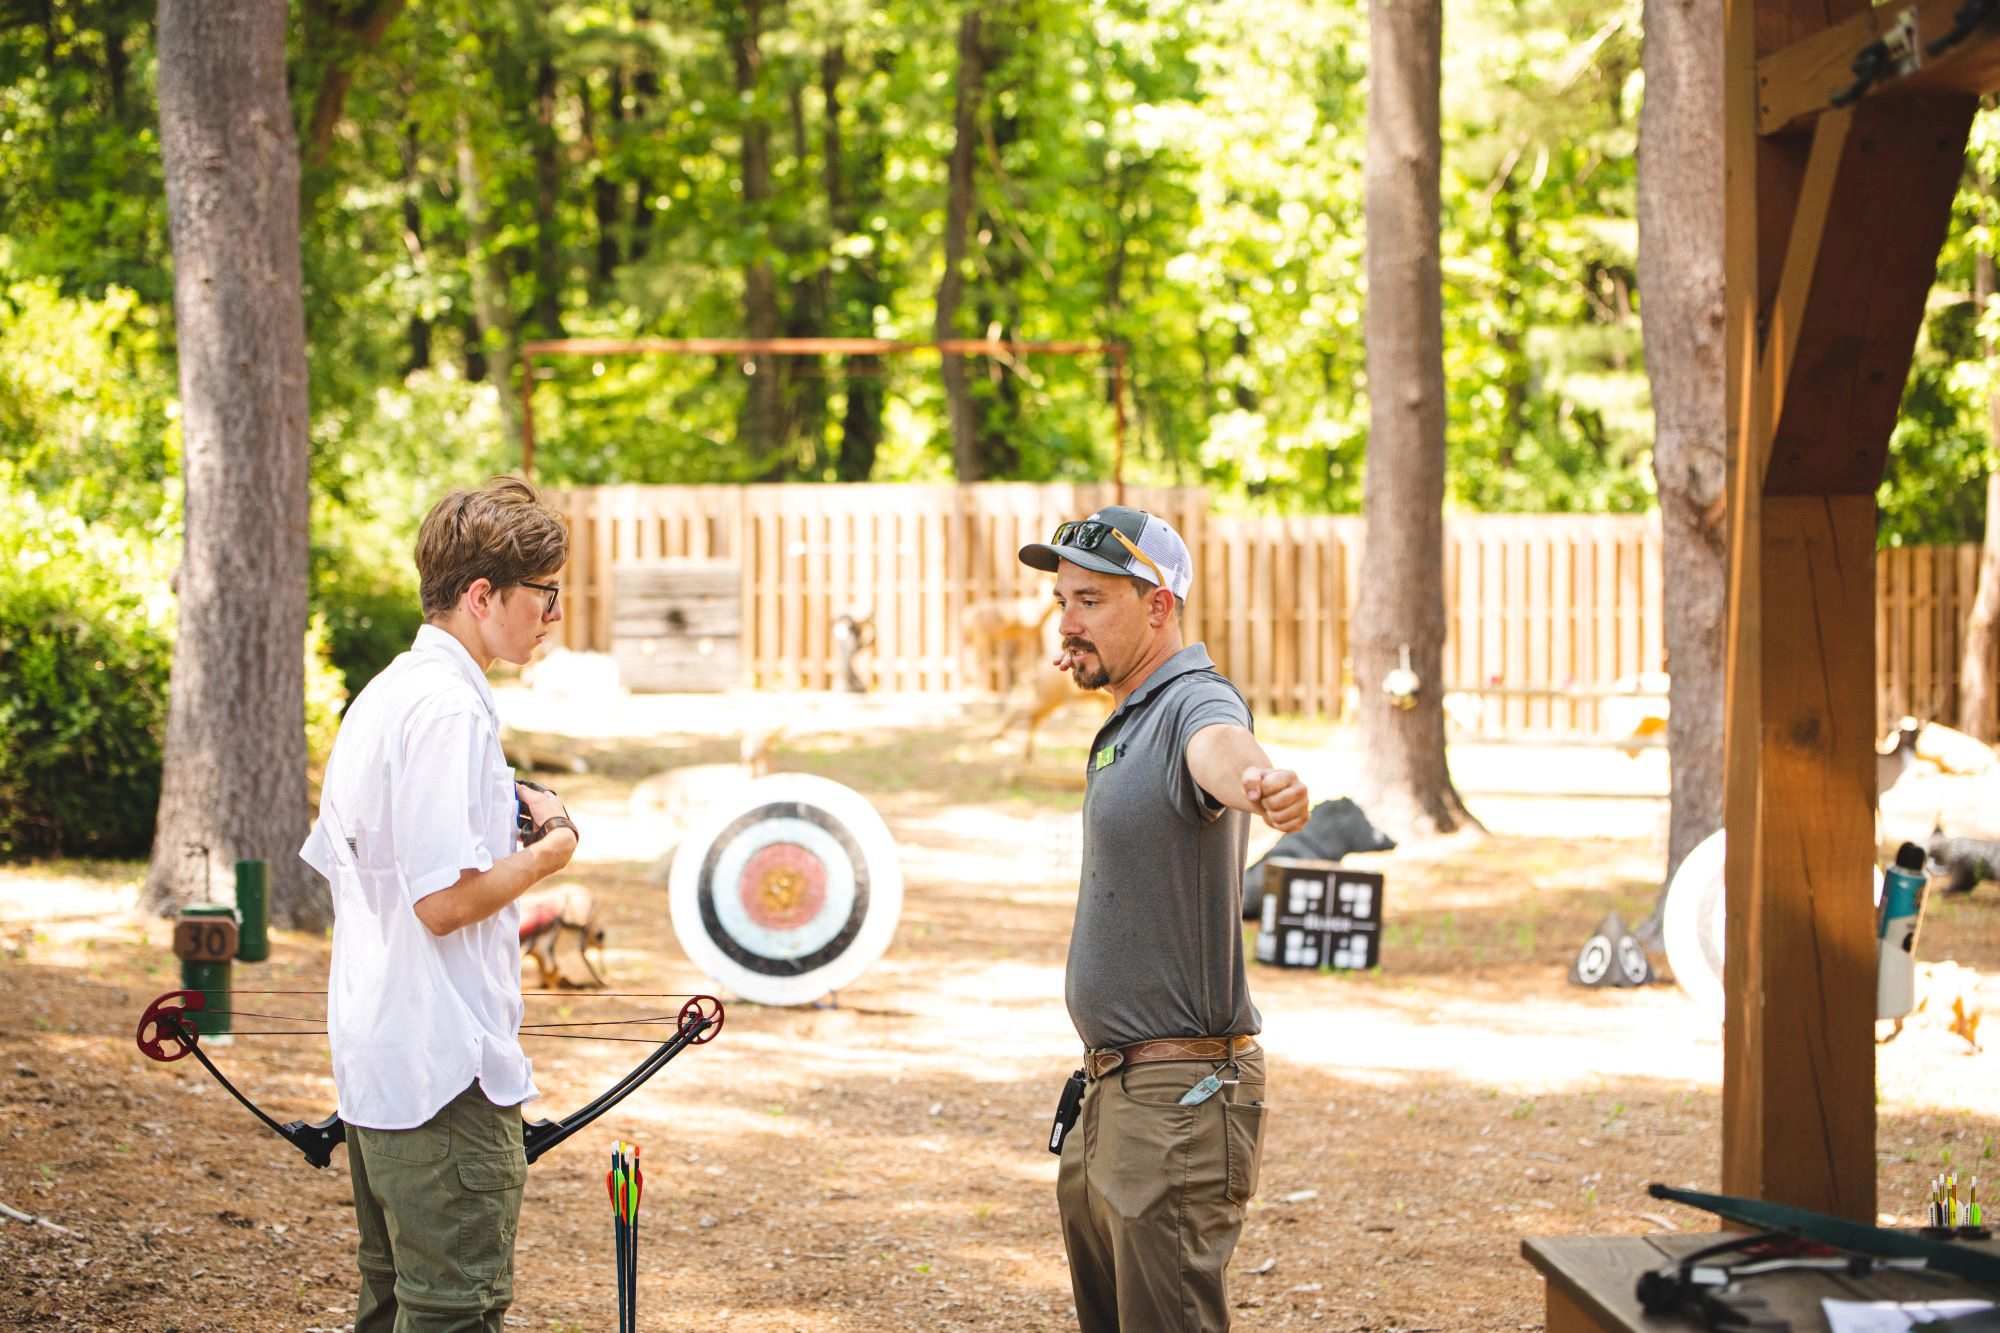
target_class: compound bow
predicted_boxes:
[134,989,724,1168]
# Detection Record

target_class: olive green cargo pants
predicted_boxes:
[349,1082,526,1333]
[1057,1045,1269,1332]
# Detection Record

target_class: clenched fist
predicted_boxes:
[1243,767,1308,832]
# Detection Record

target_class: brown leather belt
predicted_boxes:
[1086,1034,1257,1081]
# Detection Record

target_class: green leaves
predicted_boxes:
[6,0,1968,533]
[0,490,172,859]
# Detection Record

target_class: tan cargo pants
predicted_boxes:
[348,1081,527,1333]
[1057,1044,1269,1332]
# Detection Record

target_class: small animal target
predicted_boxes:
[667,773,903,1006]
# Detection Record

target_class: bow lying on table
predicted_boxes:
[134,989,724,1168]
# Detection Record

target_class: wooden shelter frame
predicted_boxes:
[1724,0,1993,1220]
[517,337,1132,496]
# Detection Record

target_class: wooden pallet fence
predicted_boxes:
[1439,514,1664,738]
[549,485,1996,741]
[1876,542,1994,736]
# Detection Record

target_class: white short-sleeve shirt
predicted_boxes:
[300,624,539,1130]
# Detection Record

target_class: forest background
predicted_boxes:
[3,0,1997,861]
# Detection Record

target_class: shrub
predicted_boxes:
[0,492,173,858]
[0,491,353,858]
[311,538,424,696]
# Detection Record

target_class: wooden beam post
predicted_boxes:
[1728,496,1881,1218]
[1725,0,1973,1222]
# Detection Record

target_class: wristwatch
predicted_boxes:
[524,815,579,847]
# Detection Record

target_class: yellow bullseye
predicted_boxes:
[757,868,806,915]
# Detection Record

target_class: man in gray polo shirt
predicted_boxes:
[1020,505,1309,1333]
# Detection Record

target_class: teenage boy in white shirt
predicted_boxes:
[301,475,579,1333]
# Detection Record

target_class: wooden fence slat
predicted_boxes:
[1528,533,1550,734]
[1554,530,1577,734]
[1916,547,1936,725]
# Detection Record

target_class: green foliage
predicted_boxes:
[305,612,350,780]
[0,270,180,530]
[10,0,1995,582]
[0,486,347,859]
[312,526,424,696]
[1881,108,2000,547]
[0,489,172,858]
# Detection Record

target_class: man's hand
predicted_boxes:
[1243,767,1308,833]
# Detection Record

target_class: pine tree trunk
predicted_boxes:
[529,52,565,339]
[147,0,324,930]
[830,43,889,480]
[457,129,521,447]
[1637,0,1727,895]
[398,120,432,375]
[936,11,983,480]
[781,77,829,467]
[587,69,625,290]
[1352,0,1476,840]
[732,1,785,468]
[1958,238,2000,740]
[298,0,407,175]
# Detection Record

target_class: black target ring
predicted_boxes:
[668,773,904,1006]
[695,800,871,978]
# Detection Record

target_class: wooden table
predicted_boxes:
[1523,1231,2000,1331]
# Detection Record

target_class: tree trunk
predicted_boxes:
[147,0,323,929]
[529,52,565,339]
[629,64,657,264]
[971,12,1024,477]
[298,0,408,173]
[1959,226,2000,740]
[1496,172,1526,468]
[398,119,431,375]
[1637,0,1726,899]
[731,0,786,467]
[457,128,522,447]
[828,41,887,480]
[935,11,983,480]
[1351,0,1476,841]
[585,71,622,290]
[782,74,829,470]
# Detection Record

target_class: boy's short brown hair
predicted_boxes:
[416,476,570,621]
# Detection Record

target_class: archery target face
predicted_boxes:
[1662,829,1878,1023]
[668,773,903,1005]
[1663,830,1730,1022]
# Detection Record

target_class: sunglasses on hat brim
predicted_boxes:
[1049,520,1168,592]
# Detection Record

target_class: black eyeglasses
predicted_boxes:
[518,579,562,615]
[1049,519,1166,589]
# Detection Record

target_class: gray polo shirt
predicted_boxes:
[1065,643,1261,1051]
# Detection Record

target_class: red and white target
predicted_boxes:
[668,773,903,1005]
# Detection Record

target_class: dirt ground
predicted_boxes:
[3,688,1997,1332]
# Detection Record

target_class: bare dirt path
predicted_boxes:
[2,691,1995,1331]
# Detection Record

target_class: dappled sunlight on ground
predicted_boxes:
[2,692,1996,1328]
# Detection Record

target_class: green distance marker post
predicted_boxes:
[176,903,237,1039]
[234,860,269,964]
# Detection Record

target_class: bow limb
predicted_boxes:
[181,1038,348,1168]
[135,990,346,1169]
[521,996,722,1164]
[138,990,722,1169]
